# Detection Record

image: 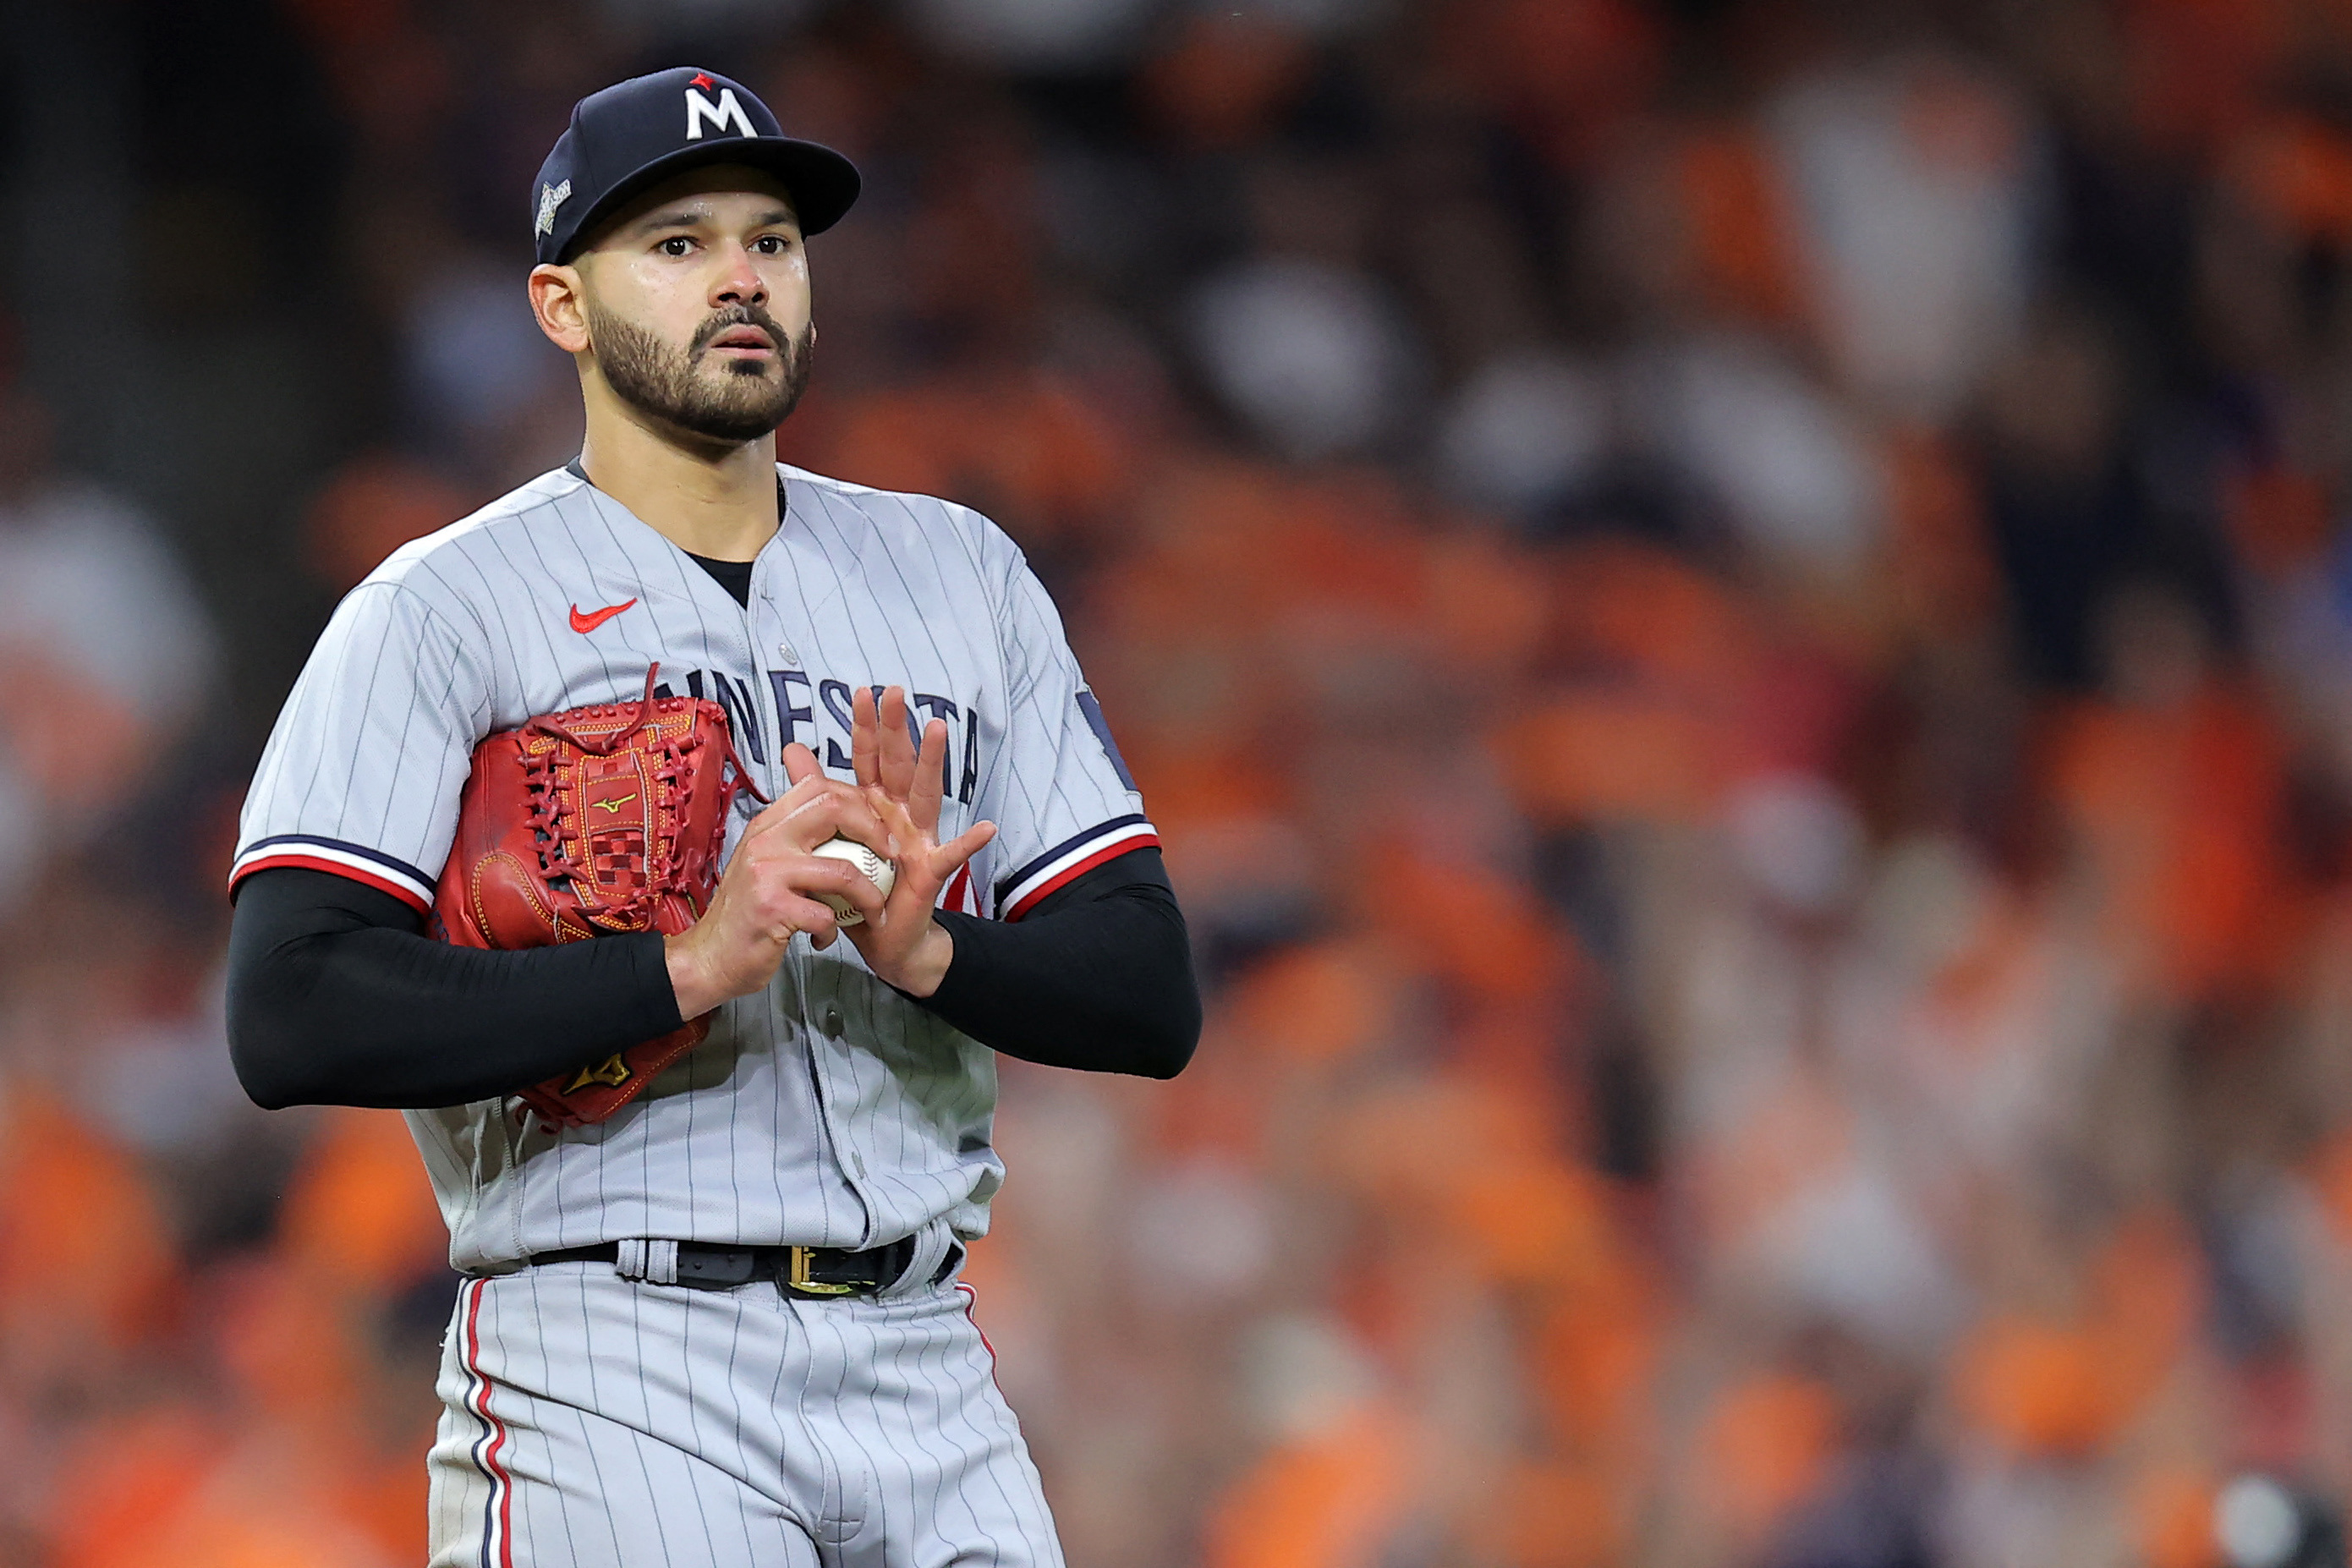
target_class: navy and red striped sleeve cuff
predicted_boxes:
[228,834,436,914]
[992,814,1160,923]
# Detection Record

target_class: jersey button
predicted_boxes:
[778,642,800,665]
[820,1004,844,1036]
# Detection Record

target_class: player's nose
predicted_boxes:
[710,243,767,309]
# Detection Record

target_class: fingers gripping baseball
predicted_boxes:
[664,753,900,1017]
[843,686,996,996]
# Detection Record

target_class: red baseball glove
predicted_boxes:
[433,665,764,1127]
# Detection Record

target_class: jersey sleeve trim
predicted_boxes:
[995,815,1160,923]
[229,834,436,913]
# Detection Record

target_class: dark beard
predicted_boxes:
[586,301,813,445]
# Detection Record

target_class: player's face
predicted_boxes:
[573,167,815,445]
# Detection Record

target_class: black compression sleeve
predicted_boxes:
[917,848,1200,1078]
[225,867,685,1110]
[228,848,1200,1107]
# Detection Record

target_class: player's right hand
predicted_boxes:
[663,754,896,1017]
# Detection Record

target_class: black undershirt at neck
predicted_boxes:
[688,552,754,607]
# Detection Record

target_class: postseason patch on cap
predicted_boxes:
[535,178,572,238]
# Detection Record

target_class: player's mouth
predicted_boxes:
[704,325,776,360]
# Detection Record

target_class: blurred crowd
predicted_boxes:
[14,0,2352,1563]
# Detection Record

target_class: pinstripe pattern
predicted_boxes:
[236,463,1150,1275]
[246,461,1134,1559]
[425,1266,1062,1566]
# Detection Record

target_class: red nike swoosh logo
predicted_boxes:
[568,598,637,634]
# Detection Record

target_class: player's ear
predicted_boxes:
[528,263,593,357]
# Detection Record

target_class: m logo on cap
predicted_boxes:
[685,85,755,141]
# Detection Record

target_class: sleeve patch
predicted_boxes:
[1075,689,1138,793]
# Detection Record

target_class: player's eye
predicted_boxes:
[658,235,695,256]
[753,234,792,255]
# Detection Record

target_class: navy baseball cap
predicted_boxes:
[531,67,861,266]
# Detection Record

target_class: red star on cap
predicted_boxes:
[688,71,715,90]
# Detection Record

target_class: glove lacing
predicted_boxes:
[518,663,770,931]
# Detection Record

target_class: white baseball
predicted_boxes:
[809,836,896,926]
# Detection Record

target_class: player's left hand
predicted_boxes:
[842,684,996,996]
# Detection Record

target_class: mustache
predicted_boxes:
[692,305,789,354]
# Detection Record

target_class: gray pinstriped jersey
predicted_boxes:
[233,463,1157,1274]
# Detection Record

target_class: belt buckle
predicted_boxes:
[785,1245,859,1297]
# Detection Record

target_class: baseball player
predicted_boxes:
[223,67,1198,1567]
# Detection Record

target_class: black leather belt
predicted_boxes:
[528,1236,926,1297]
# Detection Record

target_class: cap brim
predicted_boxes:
[557,136,861,260]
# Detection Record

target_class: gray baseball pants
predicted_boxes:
[425,1257,1065,1567]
